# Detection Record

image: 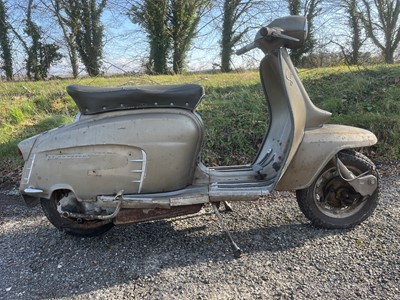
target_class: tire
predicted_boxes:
[41,190,114,237]
[296,150,380,229]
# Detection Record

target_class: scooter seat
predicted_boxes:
[67,84,204,115]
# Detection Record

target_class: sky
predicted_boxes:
[3,0,296,77]
[2,0,393,78]
[96,1,267,75]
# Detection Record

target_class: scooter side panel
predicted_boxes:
[20,109,204,200]
[275,124,377,191]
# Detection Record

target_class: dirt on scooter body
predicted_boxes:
[18,16,379,255]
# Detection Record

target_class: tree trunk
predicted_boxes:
[150,37,169,74]
[348,0,362,65]
[220,0,236,73]
[0,0,13,80]
[384,47,394,64]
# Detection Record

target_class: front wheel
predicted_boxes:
[296,150,379,229]
[41,190,114,237]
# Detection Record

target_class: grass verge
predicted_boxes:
[0,64,399,176]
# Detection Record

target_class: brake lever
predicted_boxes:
[271,31,300,42]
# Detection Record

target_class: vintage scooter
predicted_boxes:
[18,16,379,256]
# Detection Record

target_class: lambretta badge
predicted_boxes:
[46,154,90,160]
[285,69,294,86]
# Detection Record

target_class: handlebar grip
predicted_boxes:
[235,42,256,55]
[236,46,249,56]
[260,27,273,37]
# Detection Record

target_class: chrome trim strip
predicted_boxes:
[138,150,147,193]
[128,151,147,193]
[24,154,36,185]
[24,188,43,194]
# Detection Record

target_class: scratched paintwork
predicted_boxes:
[19,108,204,201]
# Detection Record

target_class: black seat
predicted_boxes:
[67,84,204,115]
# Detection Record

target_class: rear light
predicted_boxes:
[18,135,38,161]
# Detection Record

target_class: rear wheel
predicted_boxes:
[41,190,114,237]
[296,150,379,229]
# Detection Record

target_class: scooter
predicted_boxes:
[18,16,379,257]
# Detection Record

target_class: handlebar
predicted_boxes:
[236,26,300,55]
[235,42,256,55]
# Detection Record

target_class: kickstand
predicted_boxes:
[211,202,242,258]
[223,201,233,212]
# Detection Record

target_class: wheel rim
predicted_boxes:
[313,166,368,219]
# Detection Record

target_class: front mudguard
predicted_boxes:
[276,124,377,191]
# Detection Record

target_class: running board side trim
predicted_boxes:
[95,184,272,210]
[97,186,210,209]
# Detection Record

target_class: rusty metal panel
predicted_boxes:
[114,204,203,225]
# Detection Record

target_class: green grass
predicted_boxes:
[301,64,400,156]
[0,64,399,173]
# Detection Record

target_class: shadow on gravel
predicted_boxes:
[2,164,398,298]
[1,210,342,299]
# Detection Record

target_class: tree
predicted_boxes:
[50,0,106,77]
[25,0,63,80]
[169,0,209,74]
[75,0,106,76]
[361,0,400,64]
[220,0,253,72]
[327,0,366,65]
[168,0,210,74]
[129,0,170,74]
[287,0,323,66]
[130,0,208,74]
[9,0,62,80]
[0,0,13,80]
[344,0,364,65]
[45,0,79,78]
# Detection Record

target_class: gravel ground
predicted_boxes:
[0,160,399,300]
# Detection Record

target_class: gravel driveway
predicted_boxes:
[0,160,399,300]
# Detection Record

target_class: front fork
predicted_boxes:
[335,155,378,197]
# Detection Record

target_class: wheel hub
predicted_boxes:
[324,177,360,208]
[56,192,112,222]
[314,167,365,218]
